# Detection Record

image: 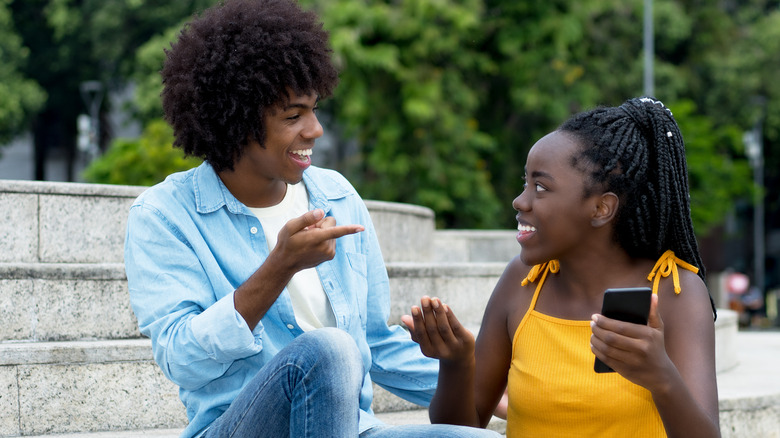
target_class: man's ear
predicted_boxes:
[591,192,619,227]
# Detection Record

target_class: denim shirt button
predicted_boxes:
[286,323,295,330]
[250,227,258,234]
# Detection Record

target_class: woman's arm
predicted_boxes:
[401,256,530,427]
[590,272,720,438]
[402,296,481,426]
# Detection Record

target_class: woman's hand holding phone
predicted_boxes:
[591,291,677,391]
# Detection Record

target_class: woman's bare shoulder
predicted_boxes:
[656,268,714,327]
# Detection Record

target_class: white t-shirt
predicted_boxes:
[247,183,336,331]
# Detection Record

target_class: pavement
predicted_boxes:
[717,329,780,401]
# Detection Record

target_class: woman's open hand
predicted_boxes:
[401,296,475,364]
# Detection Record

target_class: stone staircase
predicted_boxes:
[0,179,776,438]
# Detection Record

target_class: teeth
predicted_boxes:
[517,224,536,232]
[293,149,312,157]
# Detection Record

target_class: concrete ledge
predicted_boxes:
[387,262,506,329]
[0,264,139,342]
[364,200,435,263]
[433,230,519,263]
[18,412,508,438]
[23,430,184,438]
[0,339,152,366]
[0,359,186,436]
[0,192,134,264]
[715,309,739,373]
[0,262,504,342]
[0,263,126,280]
[0,339,424,436]
[717,331,780,438]
[0,180,440,266]
[1,328,772,437]
[0,180,142,264]
[0,179,145,198]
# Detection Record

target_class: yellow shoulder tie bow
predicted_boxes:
[647,250,699,295]
[521,260,560,286]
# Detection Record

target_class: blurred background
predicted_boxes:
[0,0,778,328]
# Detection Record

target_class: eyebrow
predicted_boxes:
[525,169,554,181]
[282,96,320,111]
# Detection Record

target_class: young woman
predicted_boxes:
[402,97,721,437]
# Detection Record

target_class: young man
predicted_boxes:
[124,1,500,437]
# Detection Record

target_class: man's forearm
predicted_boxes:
[233,251,295,331]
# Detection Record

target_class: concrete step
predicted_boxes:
[432,230,519,264]
[0,339,186,436]
[386,262,505,329]
[0,310,740,437]
[0,261,505,342]
[11,330,779,438]
[0,180,764,437]
[0,263,141,342]
[0,179,518,266]
[0,260,736,370]
[18,411,508,437]
[22,430,184,438]
[0,180,140,265]
[0,339,428,436]
[0,180,447,266]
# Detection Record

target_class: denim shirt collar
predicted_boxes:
[192,162,353,215]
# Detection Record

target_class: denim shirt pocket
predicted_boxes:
[345,252,368,329]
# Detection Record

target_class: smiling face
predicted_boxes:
[257,90,323,181]
[512,131,606,266]
[220,90,323,207]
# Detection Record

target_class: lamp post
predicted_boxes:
[744,100,766,298]
[643,0,654,97]
[79,81,104,162]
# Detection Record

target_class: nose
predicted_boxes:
[303,112,324,139]
[512,187,531,212]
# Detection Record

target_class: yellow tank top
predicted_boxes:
[505,250,698,438]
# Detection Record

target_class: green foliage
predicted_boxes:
[476,0,695,219]
[122,0,761,232]
[82,119,201,186]
[0,0,46,147]
[132,26,183,122]
[307,0,502,228]
[7,0,217,172]
[670,100,753,235]
[10,0,770,234]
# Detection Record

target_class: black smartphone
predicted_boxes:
[593,287,652,373]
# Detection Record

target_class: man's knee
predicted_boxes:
[299,328,363,374]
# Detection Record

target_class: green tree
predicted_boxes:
[0,0,45,149]
[474,0,696,224]
[670,100,753,234]
[131,26,183,123]
[82,119,201,186]
[9,0,212,179]
[40,0,765,234]
[723,7,780,231]
[301,0,501,228]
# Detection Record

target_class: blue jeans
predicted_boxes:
[203,328,363,438]
[203,327,501,438]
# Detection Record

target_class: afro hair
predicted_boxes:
[161,0,339,172]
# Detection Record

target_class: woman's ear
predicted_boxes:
[591,192,619,227]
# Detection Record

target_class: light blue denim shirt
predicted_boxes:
[125,163,437,438]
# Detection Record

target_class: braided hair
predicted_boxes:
[559,97,716,317]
